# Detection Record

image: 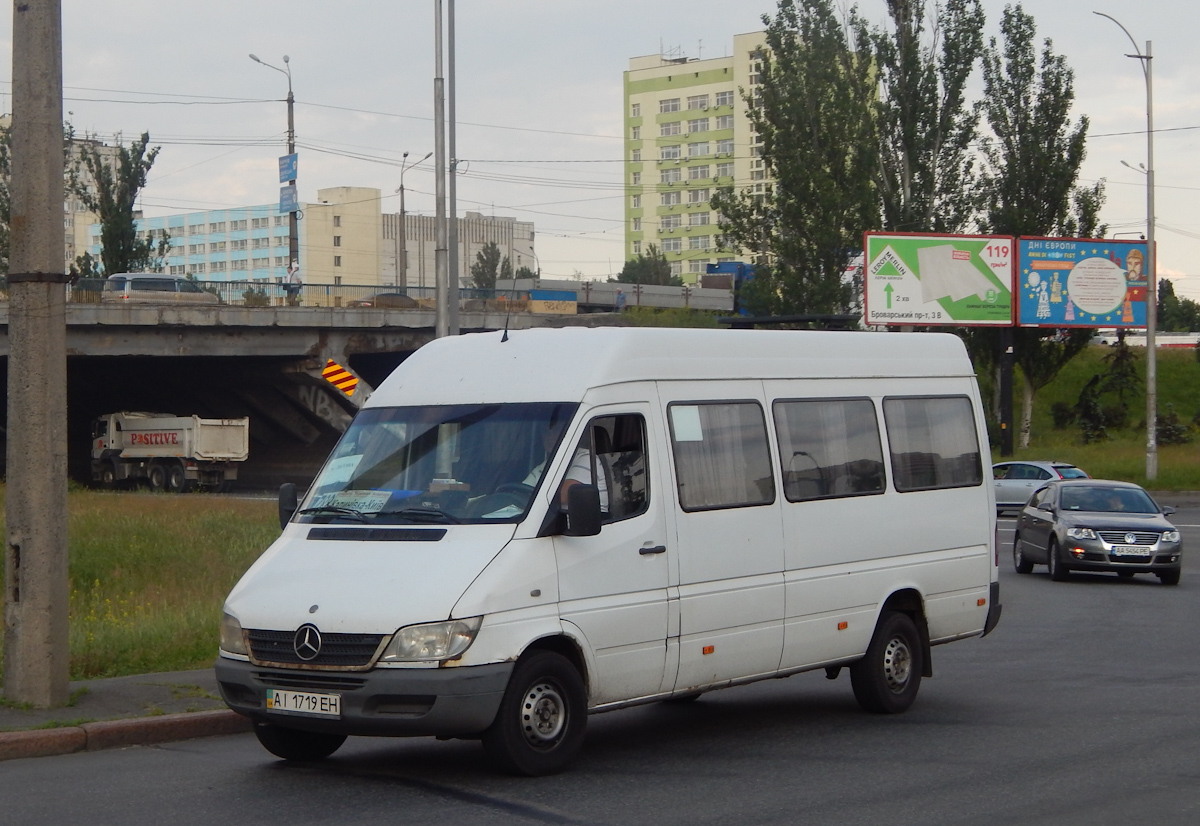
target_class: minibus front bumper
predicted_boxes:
[215,656,513,737]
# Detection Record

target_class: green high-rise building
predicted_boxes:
[623,32,767,285]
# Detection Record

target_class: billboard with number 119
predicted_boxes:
[864,233,1015,326]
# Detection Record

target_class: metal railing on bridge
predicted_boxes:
[0,277,733,314]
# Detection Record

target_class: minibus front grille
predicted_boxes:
[247,629,386,669]
[252,671,368,691]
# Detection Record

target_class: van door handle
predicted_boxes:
[639,545,667,555]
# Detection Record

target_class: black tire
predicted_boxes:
[99,459,119,490]
[850,610,923,714]
[1158,569,1181,586]
[482,651,587,776]
[1013,534,1033,574]
[147,461,167,492]
[1048,538,1069,581]
[165,461,192,493]
[253,721,346,761]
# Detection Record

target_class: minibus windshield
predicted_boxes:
[298,402,578,524]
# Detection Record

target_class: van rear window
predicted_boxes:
[883,396,981,492]
[668,401,774,511]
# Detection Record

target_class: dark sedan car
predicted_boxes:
[1013,479,1182,585]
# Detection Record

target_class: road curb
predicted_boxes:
[0,709,251,762]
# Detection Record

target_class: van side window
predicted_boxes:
[883,396,982,492]
[668,401,774,511]
[773,398,884,501]
[565,414,649,523]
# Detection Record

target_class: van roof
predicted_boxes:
[368,327,975,407]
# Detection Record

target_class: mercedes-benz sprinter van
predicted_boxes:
[217,327,1000,775]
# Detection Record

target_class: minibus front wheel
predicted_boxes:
[482,651,587,776]
[850,610,923,714]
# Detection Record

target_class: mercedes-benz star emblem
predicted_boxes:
[1125,533,1137,546]
[293,624,322,661]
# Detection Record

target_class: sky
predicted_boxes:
[1,0,1198,299]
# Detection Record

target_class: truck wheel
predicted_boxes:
[252,721,345,761]
[147,461,167,492]
[166,461,192,493]
[99,460,119,490]
[481,651,587,776]
[850,610,923,714]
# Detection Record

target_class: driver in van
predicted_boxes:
[523,427,607,509]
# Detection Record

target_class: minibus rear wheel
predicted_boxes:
[482,651,587,776]
[850,610,923,714]
[253,721,346,761]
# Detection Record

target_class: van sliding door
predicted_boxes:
[661,384,785,690]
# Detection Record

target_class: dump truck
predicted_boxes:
[91,412,250,492]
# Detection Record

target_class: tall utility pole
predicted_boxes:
[1095,12,1157,480]
[249,54,298,277]
[434,0,449,337]
[4,0,70,707]
[396,150,432,289]
[447,0,460,335]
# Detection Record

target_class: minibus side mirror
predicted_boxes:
[563,484,602,537]
[278,482,299,529]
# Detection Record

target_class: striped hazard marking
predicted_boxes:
[322,359,359,396]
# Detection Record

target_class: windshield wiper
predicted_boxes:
[377,506,462,524]
[297,505,369,523]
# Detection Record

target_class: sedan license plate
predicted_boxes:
[1111,546,1151,557]
[265,688,341,718]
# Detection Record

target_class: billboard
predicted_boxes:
[1016,237,1148,327]
[864,232,1014,326]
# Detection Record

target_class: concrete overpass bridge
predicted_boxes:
[0,303,625,489]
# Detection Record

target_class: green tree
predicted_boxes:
[711,0,878,317]
[514,265,537,279]
[0,120,76,274]
[1157,278,1200,331]
[617,244,678,286]
[1097,333,1141,428]
[871,0,985,234]
[470,240,503,290]
[71,132,167,275]
[977,5,1105,449]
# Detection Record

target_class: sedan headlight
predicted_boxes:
[219,612,248,655]
[1161,530,1181,543]
[380,617,483,663]
[1066,527,1097,540]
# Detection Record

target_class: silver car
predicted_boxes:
[992,460,1088,512]
[1013,479,1182,585]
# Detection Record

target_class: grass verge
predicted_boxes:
[0,488,277,681]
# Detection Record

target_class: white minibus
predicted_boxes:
[217,327,1000,775]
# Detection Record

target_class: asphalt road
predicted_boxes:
[4,510,1199,826]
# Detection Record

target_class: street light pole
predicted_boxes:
[433,0,449,338]
[396,151,432,290]
[250,53,299,281]
[1094,12,1157,480]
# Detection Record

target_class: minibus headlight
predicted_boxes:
[220,612,248,656]
[380,617,483,662]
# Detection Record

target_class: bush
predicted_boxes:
[243,288,270,307]
[1050,401,1076,429]
[1157,404,1192,446]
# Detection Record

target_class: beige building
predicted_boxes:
[302,186,384,285]
[624,32,768,284]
